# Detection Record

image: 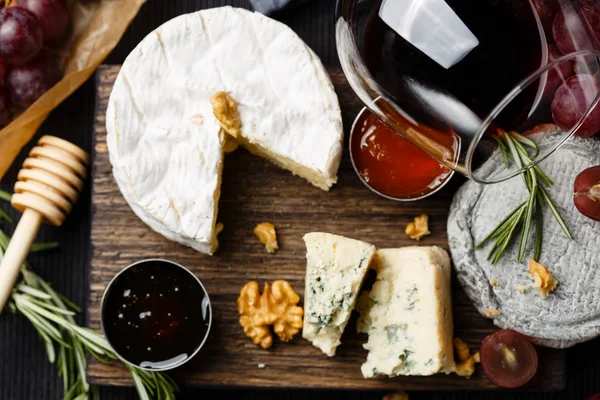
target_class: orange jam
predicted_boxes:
[350,110,453,200]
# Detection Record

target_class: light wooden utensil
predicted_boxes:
[0,136,88,313]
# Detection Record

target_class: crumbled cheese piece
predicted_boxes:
[382,392,409,400]
[355,290,374,334]
[405,214,431,240]
[258,363,266,369]
[485,309,501,317]
[491,280,499,287]
[472,352,480,363]
[211,91,241,138]
[529,259,558,299]
[188,114,204,125]
[516,284,526,293]
[453,338,471,362]
[254,223,279,253]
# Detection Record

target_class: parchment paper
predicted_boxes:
[0,0,146,179]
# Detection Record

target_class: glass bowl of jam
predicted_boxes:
[100,259,212,371]
[350,106,454,201]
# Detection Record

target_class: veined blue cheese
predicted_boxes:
[302,232,376,357]
[360,247,455,377]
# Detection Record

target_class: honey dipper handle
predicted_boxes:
[0,209,43,313]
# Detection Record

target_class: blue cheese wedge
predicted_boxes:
[360,247,455,378]
[302,232,376,357]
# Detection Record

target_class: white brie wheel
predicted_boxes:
[106,7,344,255]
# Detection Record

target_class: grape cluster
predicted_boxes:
[533,0,600,137]
[0,0,69,128]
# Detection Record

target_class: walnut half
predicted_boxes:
[237,280,303,349]
[529,259,558,299]
[382,392,409,400]
[453,337,480,379]
[254,222,279,253]
[405,213,430,240]
[210,91,241,138]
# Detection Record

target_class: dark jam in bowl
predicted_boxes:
[350,109,453,200]
[101,260,211,370]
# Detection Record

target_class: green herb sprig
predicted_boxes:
[0,190,178,400]
[475,131,572,263]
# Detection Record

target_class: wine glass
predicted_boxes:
[336,0,600,184]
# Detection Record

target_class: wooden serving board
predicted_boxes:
[87,65,565,391]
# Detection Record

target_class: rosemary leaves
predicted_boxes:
[0,190,178,400]
[476,130,572,263]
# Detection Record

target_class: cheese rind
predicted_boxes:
[302,233,376,357]
[106,7,344,255]
[360,247,455,378]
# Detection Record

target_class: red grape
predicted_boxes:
[574,165,600,221]
[0,60,6,84]
[553,2,600,55]
[551,74,600,137]
[480,329,538,389]
[0,7,43,65]
[541,44,574,104]
[0,88,11,128]
[6,49,59,107]
[19,0,69,46]
[532,0,560,40]
[587,395,600,400]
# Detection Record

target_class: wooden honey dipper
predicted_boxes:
[0,136,88,312]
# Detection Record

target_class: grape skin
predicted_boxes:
[553,2,600,55]
[574,166,600,222]
[551,74,600,137]
[541,45,574,104]
[0,7,43,65]
[532,0,559,40]
[6,49,59,107]
[0,88,11,128]
[19,0,69,46]
[0,60,6,84]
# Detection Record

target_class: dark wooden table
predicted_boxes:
[0,1,598,399]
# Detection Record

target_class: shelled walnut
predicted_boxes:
[254,222,279,253]
[529,259,558,299]
[382,392,408,400]
[211,91,241,137]
[405,213,430,240]
[237,280,303,349]
[454,337,480,379]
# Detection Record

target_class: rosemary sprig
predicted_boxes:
[476,130,572,263]
[0,192,178,400]
[0,189,11,202]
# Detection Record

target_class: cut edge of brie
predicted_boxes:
[235,135,338,191]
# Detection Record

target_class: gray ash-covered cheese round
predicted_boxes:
[448,134,600,348]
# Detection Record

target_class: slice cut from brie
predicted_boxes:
[360,247,455,377]
[302,232,376,357]
[106,7,343,255]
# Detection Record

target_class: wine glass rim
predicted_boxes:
[466,49,600,184]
